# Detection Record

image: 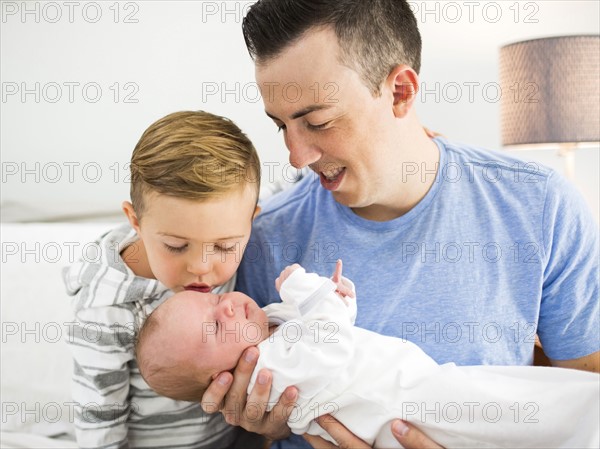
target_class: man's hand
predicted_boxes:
[201,346,299,439]
[303,415,369,449]
[303,415,444,449]
[390,420,444,449]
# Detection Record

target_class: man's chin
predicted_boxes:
[331,189,357,207]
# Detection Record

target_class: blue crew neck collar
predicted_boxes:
[335,137,447,232]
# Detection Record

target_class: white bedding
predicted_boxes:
[0,431,78,448]
[1,221,121,448]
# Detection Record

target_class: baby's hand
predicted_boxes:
[331,259,355,299]
[275,264,301,292]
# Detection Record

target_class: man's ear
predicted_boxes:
[122,201,141,233]
[252,205,262,220]
[386,64,420,119]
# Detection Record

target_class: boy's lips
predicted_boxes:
[184,284,211,293]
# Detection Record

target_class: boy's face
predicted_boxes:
[126,185,257,292]
[162,290,269,375]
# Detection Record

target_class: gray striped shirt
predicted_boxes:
[63,224,238,449]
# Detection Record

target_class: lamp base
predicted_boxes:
[558,143,577,180]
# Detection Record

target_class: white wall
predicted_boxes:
[1,0,598,222]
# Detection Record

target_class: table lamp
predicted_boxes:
[499,35,600,179]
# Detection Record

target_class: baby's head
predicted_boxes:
[136,290,269,401]
[121,110,261,293]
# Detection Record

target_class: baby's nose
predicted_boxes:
[218,299,235,318]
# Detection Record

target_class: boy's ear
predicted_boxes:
[122,201,141,233]
[252,205,261,220]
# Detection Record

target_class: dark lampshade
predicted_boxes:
[499,35,600,148]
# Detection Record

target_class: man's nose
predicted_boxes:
[285,129,321,169]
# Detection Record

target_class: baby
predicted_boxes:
[136,262,600,449]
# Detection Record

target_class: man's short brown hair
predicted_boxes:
[242,0,422,96]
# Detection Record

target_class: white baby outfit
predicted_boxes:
[248,267,599,448]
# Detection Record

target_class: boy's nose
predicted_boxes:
[187,256,211,276]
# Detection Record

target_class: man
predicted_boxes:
[202,1,600,447]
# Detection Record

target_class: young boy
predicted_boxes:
[136,262,599,449]
[63,111,264,449]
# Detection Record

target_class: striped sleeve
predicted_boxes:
[67,302,137,449]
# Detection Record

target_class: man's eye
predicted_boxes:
[277,124,286,133]
[307,121,329,130]
[164,244,187,253]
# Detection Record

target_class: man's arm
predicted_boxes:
[551,351,600,373]
[537,173,600,367]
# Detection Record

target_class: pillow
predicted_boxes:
[1,222,119,437]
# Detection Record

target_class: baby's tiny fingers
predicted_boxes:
[336,283,355,299]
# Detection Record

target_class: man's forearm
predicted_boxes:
[551,351,600,373]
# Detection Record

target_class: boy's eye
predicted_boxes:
[216,244,238,253]
[164,243,187,253]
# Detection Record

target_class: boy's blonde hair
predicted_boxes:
[130,111,261,217]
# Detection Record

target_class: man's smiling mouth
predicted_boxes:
[320,167,346,191]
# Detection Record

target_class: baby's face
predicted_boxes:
[163,290,269,375]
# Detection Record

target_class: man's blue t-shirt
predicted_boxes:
[236,138,599,447]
